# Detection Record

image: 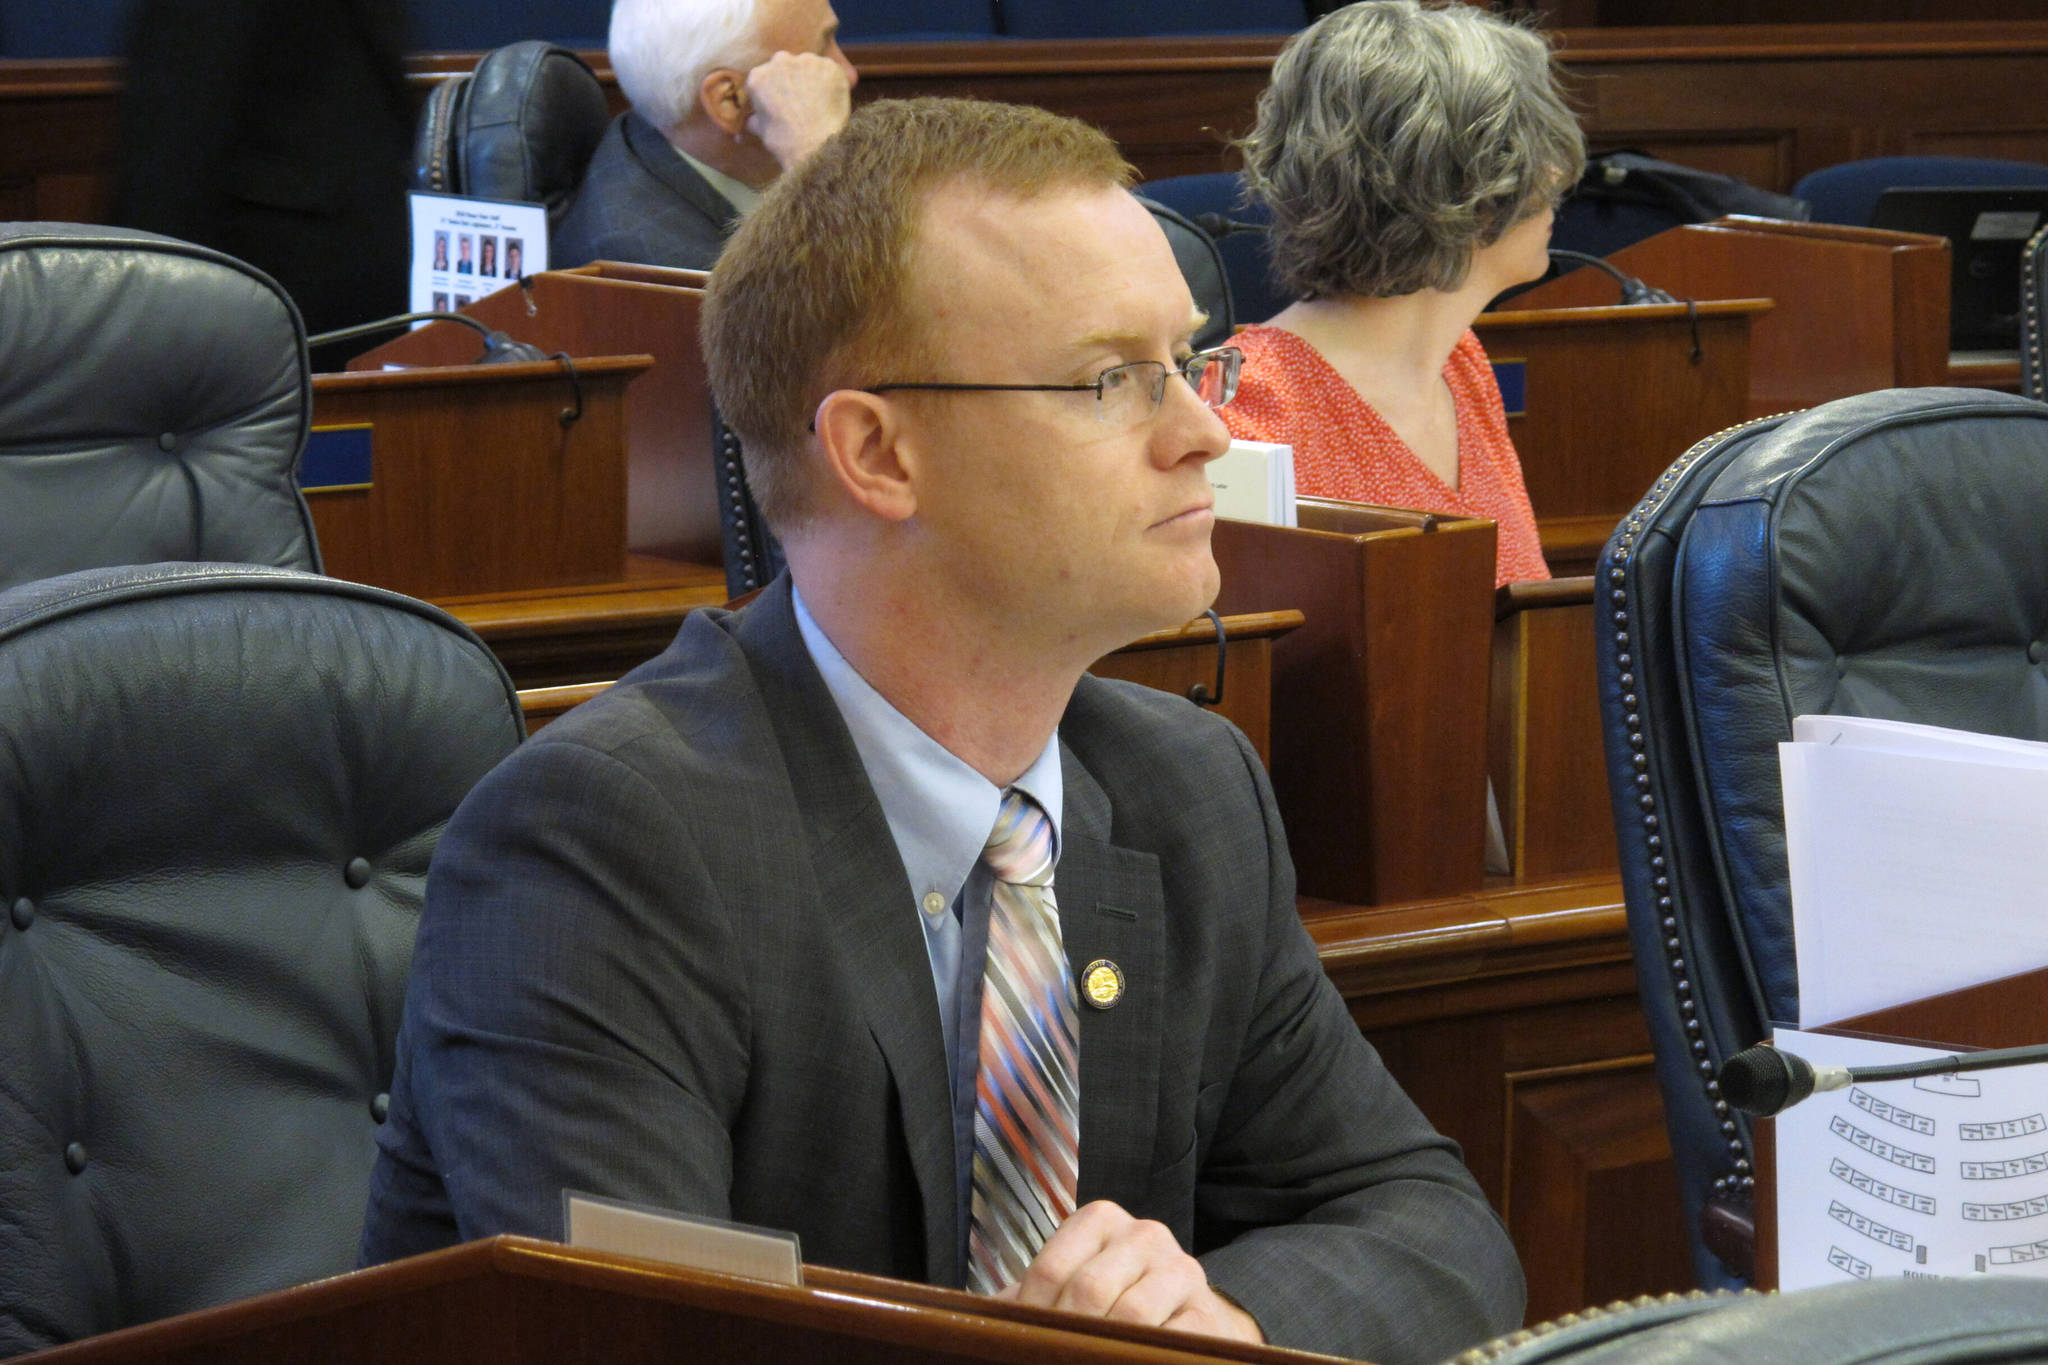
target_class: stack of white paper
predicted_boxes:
[1207,440,1297,527]
[1780,714,2048,1029]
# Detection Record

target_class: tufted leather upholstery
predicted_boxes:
[411,41,610,228]
[0,562,523,1356]
[2024,225,2048,403]
[1596,387,2048,1289]
[0,223,321,591]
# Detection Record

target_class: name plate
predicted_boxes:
[564,1191,803,1286]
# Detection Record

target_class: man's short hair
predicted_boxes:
[610,0,761,135]
[1239,0,1586,300]
[702,97,1134,533]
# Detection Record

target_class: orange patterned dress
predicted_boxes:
[1223,325,1550,587]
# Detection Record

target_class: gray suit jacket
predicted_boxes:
[552,111,736,271]
[360,579,1524,1362]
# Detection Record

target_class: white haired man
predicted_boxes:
[555,0,857,270]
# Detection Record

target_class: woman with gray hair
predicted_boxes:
[1222,0,1584,586]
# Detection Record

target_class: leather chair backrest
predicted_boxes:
[1479,1278,2048,1365]
[1136,173,1291,328]
[713,407,787,600]
[1597,387,2048,1289]
[1135,195,1235,352]
[2023,224,2047,402]
[1793,154,2048,227]
[0,562,524,1355]
[413,41,609,227]
[0,223,321,589]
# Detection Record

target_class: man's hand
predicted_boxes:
[994,1201,1263,1343]
[743,51,853,171]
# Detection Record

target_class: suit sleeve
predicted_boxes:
[384,736,751,1244]
[1195,726,1527,1364]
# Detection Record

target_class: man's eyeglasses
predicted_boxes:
[857,346,1242,428]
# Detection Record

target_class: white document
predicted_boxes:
[1208,440,1296,527]
[1772,1027,2048,1290]
[407,190,550,317]
[1780,715,2048,1028]
[564,1192,803,1286]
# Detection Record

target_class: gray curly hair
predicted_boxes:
[1239,0,1585,300]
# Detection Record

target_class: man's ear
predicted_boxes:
[813,389,918,523]
[699,68,750,138]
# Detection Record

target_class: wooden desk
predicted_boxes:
[1472,298,1762,574]
[308,357,649,599]
[1310,872,1690,1324]
[517,609,1306,770]
[13,1236,1323,1365]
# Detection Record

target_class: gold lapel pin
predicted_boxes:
[1081,959,1125,1010]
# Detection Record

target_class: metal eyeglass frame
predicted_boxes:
[857,346,1243,425]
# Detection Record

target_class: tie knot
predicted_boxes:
[984,789,1054,887]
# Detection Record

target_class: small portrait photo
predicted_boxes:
[454,294,473,309]
[479,234,498,277]
[431,231,450,272]
[456,234,474,273]
[431,291,450,313]
[504,238,524,279]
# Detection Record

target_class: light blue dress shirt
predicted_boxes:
[792,586,1063,1262]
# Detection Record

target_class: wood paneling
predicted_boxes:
[11,22,2048,226]
[1492,580,1617,882]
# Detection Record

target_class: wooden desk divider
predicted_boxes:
[1472,297,1762,577]
[13,1235,1330,1365]
[1511,217,1951,420]
[1212,502,1497,908]
[307,356,651,600]
[1490,577,1616,883]
[518,609,1306,769]
[350,264,722,567]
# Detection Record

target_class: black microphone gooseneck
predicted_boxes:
[306,310,549,365]
[1546,248,1678,306]
[1720,1041,2048,1118]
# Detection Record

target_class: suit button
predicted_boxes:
[64,1143,88,1174]
[344,857,372,889]
[10,897,31,930]
[372,1093,391,1123]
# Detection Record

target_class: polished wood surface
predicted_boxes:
[307,356,648,599]
[1471,299,1759,575]
[13,1236,1334,1365]
[515,609,1305,767]
[1306,873,1690,1323]
[1513,218,1951,418]
[13,23,2048,221]
[351,265,720,564]
[446,554,729,688]
[1491,579,1616,881]
[1213,506,1498,907]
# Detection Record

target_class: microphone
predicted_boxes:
[1191,212,1268,242]
[305,310,550,365]
[1546,248,1678,306]
[1720,1041,2048,1117]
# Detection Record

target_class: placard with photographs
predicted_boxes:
[407,190,549,319]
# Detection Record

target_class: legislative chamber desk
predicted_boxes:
[12,1237,1334,1365]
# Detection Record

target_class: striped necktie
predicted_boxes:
[967,788,1079,1294]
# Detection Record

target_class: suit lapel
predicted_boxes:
[1057,748,1164,1208]
[734,583,961,1288]
[622,112,744,237]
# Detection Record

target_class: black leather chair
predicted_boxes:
[0,223,321,590]
[2023,224,2047,402]
[1137,173,1289,329]
[1596,387,2048,1289]
[412,40,610,228]
[0,562,524,1356]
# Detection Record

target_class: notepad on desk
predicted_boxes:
[1207,440,1296,527]
[1780,714,2048,1030]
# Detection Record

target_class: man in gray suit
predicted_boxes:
[554,0,856,270]
[362,97,1524,1361]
